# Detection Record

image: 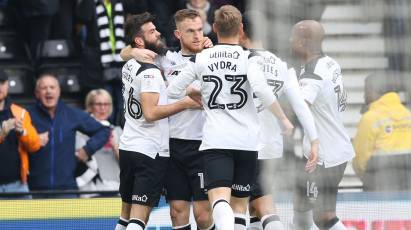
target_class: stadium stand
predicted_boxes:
[36,39,82,95]
[33,39,83,108]
[0,35,34,96]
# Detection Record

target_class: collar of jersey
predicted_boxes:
[216,43,240,46]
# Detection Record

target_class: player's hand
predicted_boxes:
[182,96,202,109]
[186,86,202,105]
[1,118,16,138]
[202,37,214,48]
[39,131,49,146]
[279,118,294,136]
[305,139,319,173]
[76,148,89,162]
[132,48,157,63]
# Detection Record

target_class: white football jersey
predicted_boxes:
[167,44,276,151]
[119,59,169,159]
[252,49,291,159]
[299,55,355,167]
[157,50,205,140]
[253,49,318,160]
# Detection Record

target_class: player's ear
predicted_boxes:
[239,23,245,37]
[174,30,181,40]
[134,36,144,48]
[212,23,218,34]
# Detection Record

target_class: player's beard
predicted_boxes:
[181,39,203,54]
[144,37,167,56]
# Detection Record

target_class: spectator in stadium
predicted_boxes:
[0,70,41,198]
[27,73,110,197]
[76,89,121,194]
[186,0,217,43]
[76,0,127,125]
[353,72,411,191]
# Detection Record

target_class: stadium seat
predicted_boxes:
[39,67,81,93]
[36,39,82,94]
[2,68,34,95]
[37,39,79,60]
[0,35,34,96]
[0,35,32,63]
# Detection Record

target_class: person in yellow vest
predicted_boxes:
[0,70,42,198]
[353,72,411,191]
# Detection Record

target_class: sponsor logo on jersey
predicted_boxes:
[132,194,148,202]
[167,70,181,77]
[231,184,251,192]
[144,74,155,79]
[210,51,240,59]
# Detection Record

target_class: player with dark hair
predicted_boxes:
[117,12,200,230]
[120,9,214,230]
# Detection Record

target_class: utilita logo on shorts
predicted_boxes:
[232,184,251,192]
[132,194,148,203]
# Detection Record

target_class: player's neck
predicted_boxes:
[180,47,195,55]
[303,52,322,64]
[217,36,239,45]
[250,40,263,49]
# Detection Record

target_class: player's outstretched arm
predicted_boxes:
[141,92,200,122]
[266,101,294,136]
[120,45,157,62]
[286,68,319,172]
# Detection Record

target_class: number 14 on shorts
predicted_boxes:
[306,180,318,201]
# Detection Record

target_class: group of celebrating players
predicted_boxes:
[115,4,355,230]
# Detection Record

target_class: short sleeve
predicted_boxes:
[299,72,323,105]
[140,69,164,93]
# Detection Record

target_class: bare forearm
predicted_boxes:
[120,45,133,61]
[267,100,287,121]
[144,100,187,122]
